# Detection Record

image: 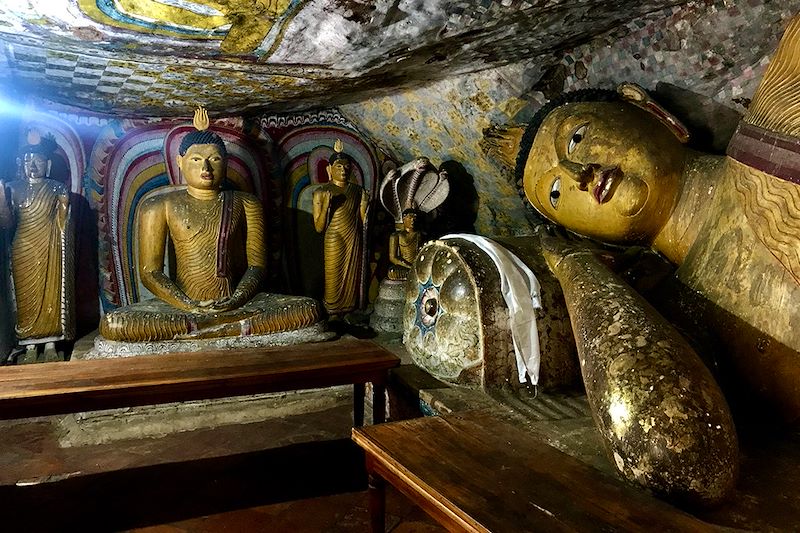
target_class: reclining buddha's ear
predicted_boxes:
[618,83,690,144]
[176,154,183,172]
[481,125,525,171]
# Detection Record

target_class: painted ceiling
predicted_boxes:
[0,0,687,117]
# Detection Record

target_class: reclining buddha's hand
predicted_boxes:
[538,225,618,274]
[539,226,589,273]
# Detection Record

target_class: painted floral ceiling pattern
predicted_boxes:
[0,0,687,117]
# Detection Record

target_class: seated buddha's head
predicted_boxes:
[517,89,688,245]
[401,208,419,232]
[177,107,228,192]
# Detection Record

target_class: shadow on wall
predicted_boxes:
[428,161,478,238]
[0,228,13,362]
[285,207,325,300]
[0,110,19,361]
[653,82,742,154]
[70,192,100,341]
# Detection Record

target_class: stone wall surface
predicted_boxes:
[340,0,796,236]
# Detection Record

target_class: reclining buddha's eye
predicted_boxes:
[549,177,561,209]
[568,124,588,154]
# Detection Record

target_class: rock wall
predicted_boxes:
[340,0,796,236]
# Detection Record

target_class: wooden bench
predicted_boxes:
[353,411,719,532]
[0,337,399,425]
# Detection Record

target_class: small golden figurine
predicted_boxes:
[312,139,370,318]
[0,131,75,363]
[379,157,450,281]
[99,106,320,342]
[371,157,449,332]
[387,209,421,281]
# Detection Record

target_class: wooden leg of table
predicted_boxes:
[353,382,365,427]
[373,381,386,424]
[368,472,386,533]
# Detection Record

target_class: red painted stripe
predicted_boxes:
[727,123,800,185]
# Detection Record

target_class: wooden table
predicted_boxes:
[353,412,720,532]
[0,337,399,425]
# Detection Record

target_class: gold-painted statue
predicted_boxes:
[378,157,450,281]
[517,29,800,418]
[312,140,369,317]
[99,107,320,342]
[372,157,449,332]
[0,131,75,363]
[483,14,800,506]
[387,209,421,281]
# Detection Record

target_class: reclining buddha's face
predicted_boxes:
[522,101,686,244]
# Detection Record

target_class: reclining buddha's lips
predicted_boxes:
[592,166,623,204]
[200,172,213,181]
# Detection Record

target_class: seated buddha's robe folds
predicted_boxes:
[99,189,321,342]
[100,293,320,341]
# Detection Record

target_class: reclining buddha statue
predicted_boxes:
[479,14,800,507]
[97,108,322,348]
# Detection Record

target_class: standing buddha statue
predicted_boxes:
[0,131,75,363]
[312,139,370,318]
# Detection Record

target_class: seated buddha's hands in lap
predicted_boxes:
[192,292,249,314]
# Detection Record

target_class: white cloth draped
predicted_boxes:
[442,234,542,384]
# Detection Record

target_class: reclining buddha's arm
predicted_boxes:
[138,196,199,312]
[541,234,737,505]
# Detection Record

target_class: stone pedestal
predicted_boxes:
[370,279,406,333]
[56,386,353,447]
[80,322,333,359]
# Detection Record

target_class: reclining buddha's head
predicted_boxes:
[517,89,688,245]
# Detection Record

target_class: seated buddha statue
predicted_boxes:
[484,14,800,506]
[387,209,421,281]
[378,156,449,282]
[99,107,321,343]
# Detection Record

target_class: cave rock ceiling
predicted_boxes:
[0,0,686,117]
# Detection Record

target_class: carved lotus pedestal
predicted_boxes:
[369,279,406,333]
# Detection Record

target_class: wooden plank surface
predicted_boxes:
[353,412,720,532]
[0,337,399,419]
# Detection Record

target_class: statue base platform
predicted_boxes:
[79,322,334,359]
[370,279,406,333]
[56,385,352,447]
